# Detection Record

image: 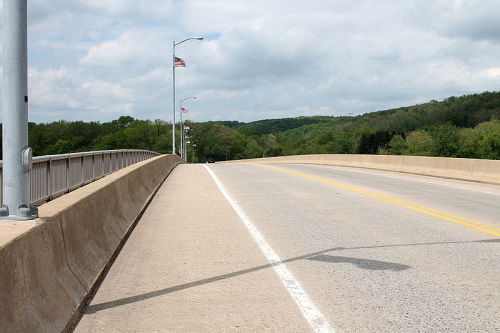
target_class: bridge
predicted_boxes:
[1,2,498,332]
[1,153,499,332]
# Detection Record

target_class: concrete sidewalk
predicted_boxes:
[75,164,309,332]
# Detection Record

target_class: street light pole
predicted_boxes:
[1,0,37,220]
[179,96,196,160]
[172,37,203,156]
[185,134,189,162]
[185,137,188,162]
[172,41,176,155]
[179,99,184,158]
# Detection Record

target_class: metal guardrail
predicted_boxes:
[0,149,160,206]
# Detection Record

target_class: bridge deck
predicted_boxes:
[76,163,500,332]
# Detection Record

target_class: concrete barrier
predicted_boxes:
[0,155,183,332]
[228,154,500,184]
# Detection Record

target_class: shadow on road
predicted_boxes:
[308,254,410,271]
[85,238,497,314]
[477,238,500,243]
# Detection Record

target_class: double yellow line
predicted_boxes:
[248,163,500,237]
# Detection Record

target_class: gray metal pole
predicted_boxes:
[172,38,202,156]
[179,99,184,159]
[172,41,176,155]
[179,96,195,160]
[182,125,187,162]
[1,0,37,219]
[185,131,188,162]
[183,123,187,162]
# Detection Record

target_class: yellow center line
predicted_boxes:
[247,163,500,237]
[313,175,500,231]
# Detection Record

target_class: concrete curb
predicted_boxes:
[226,154,500,184]
[0,155,183,333]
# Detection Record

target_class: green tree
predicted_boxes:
[457,128,479,158]
[475,119,500,159]
[262,134,281,157]
[431,124,460,157]
[388,135,407,155]
[242,137,263,158]
[45,139,73,155]
[406,130,433,156]
[324,131,352,154]
[191,122,241,161]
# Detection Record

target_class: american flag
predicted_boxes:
[181,107,189,114]
[174,57,186,67]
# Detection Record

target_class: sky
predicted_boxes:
[1,0,500,123]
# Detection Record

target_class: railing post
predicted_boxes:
[105,153,108,175]
[108,153,112,174]
[66,157,70,193]
[48,159,52,200]
[0,166,3,205]
[92,154,95,181]
[80,155,84,187]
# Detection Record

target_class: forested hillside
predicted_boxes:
[191,92,499,161]
[1,91,498,161]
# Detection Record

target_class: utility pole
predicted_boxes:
[1,0,37,219]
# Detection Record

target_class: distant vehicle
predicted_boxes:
[207,157,215,163]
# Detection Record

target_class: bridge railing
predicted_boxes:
[0,149,160,206]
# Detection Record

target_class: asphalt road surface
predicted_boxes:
[76,163,500,332]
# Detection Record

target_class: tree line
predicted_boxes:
[190,91,499,161]
[0,91,498,161]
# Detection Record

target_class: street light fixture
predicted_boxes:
[172,37,203,155]
[180,96,196,160]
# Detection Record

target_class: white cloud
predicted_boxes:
[80,80,130,101]
[0,0,498,123]
[484,67,500,78]
[77,0,173,19]
[410,0,500,42]
[197,89,249,101]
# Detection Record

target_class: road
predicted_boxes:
[76,163,500,332]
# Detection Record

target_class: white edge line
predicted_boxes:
[204,165,335,333]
